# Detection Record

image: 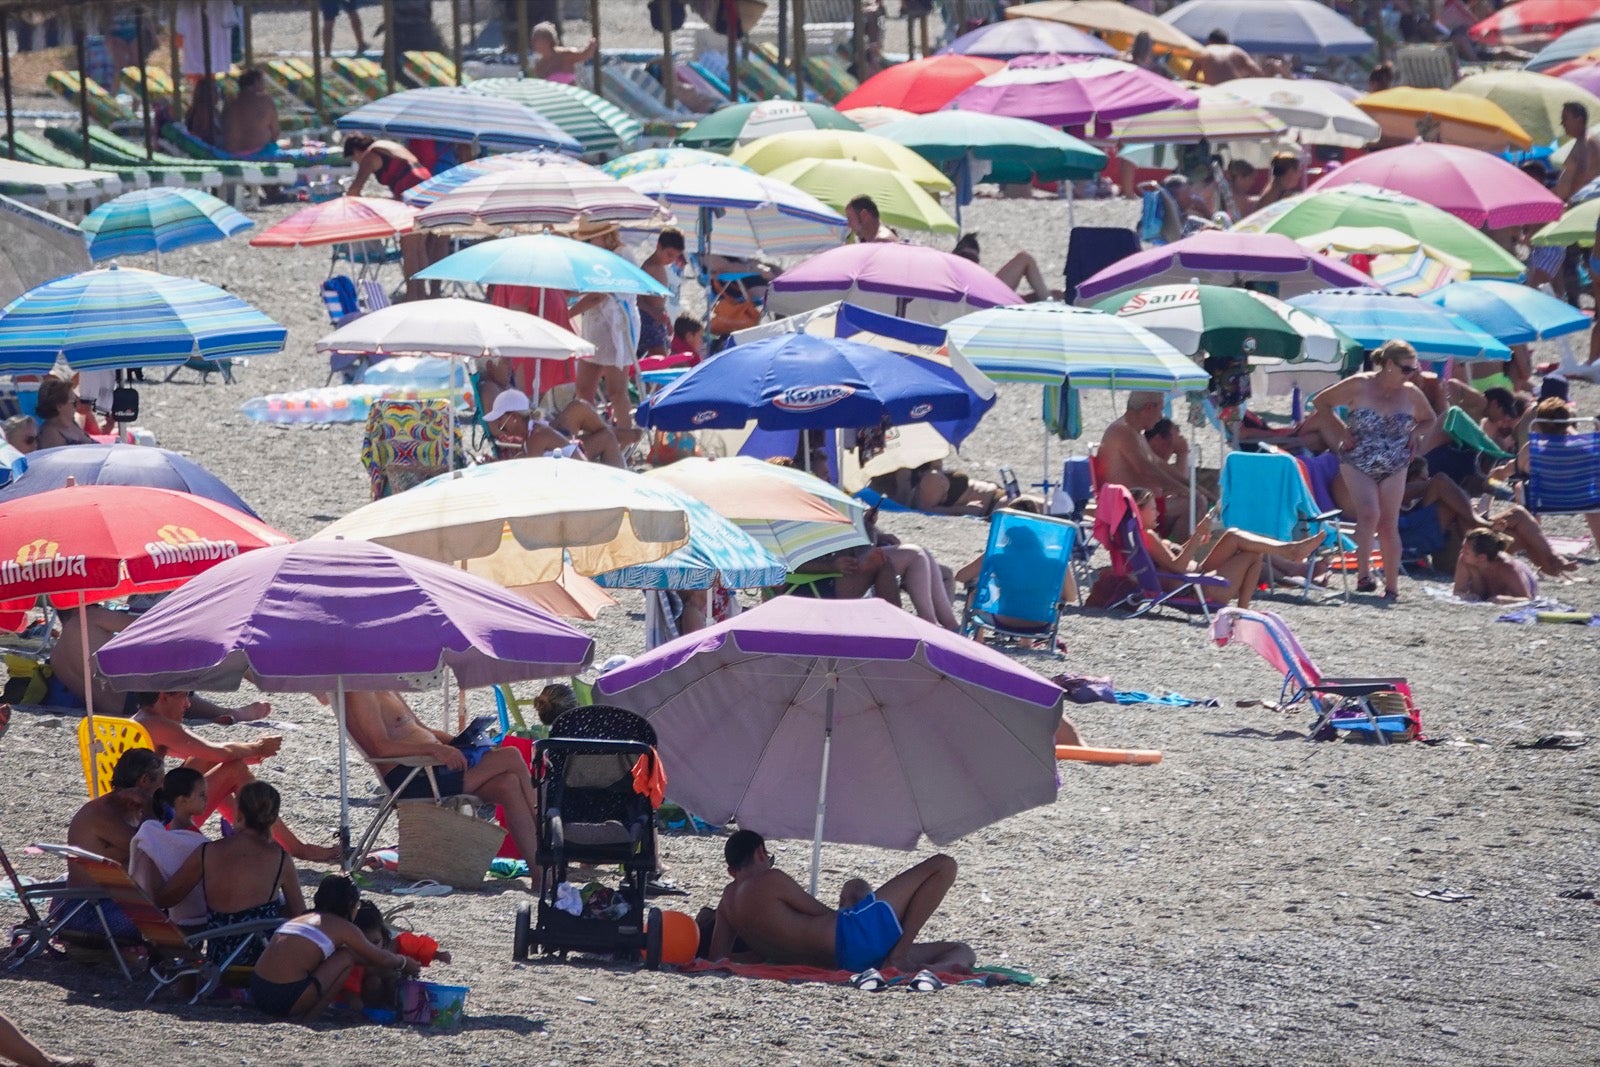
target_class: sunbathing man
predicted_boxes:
[708,830,974,975]
[133,691,338,863]
[339,690,543,878]
[60,747,164,940]
[1100,392,1210,534]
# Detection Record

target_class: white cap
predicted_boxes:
[485,389,531,422]
[598,654,633,674]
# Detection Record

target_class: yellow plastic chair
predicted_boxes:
[77,716,154,797]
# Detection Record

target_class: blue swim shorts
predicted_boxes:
[835,892,902,972]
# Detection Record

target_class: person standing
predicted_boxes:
[321,0,368,54]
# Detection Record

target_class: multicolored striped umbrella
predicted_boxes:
[593,490,787,591]
[249,196,418,247]
[80,188,252,262]
[676,101,863,151]
[622,164,847,259]
[1107,83,1287,144]
[945,302,1210,389]
[466,77,642,155]
[416,157,667,232]
[600,147,751,180]
[403,149,608,206]
[0,265,286,373]
[335,86,582,153]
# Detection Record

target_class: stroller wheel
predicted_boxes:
[513,904,531,961]
[643,907,664,971]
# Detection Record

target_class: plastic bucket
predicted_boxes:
[400,980,468,1029]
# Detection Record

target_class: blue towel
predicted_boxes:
[1114,690,1218,707]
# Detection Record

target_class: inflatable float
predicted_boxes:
[1055,745,1163,765]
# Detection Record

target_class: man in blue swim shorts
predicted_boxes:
[708,830,975,974]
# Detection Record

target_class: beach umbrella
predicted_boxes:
[731,130,952,194]
[836,55,1005,114]
[1220,78,1381,147]
[465,76,642,155]
[517,563,617,622]
[414,233,670,296]
[1354,88,1533,151]
[0,195,89,308]
[0,484,290,785]
[645,455,869,568]
[315,297,593,361]
[768,242,1019,326]
[95,538,594,855]
[1073,230,1378,303]
[314,456,688,586]
[875,110,1107,187]
[676,101,863,152]
[595,596,1064,892]
[1160,0,1373,55]
[1557,61,1600,96]
[1532,196,1600,246]
[840,106,918,129]
[415,160,668,233]
[0,265,286,374]
[1089,283,1348,362]
[948,55,1200,135]
[80,188,250,263]
[1420,279,1591,344]
[599,147,751,179]
[945,302,1210,388]
[636,332,972,431]
[1287,290,1513,361]
[1453,69,1600,146]
[1471,0,1600,44]
[401,149,609,207]
[943,17,1116,59]
[591,490,787,591]
[1005,0,1204,54]
[762,158,957,235]
[249,196,418,247]
[335,86,582,153]
[1307,143,1562,229]
[1294,226,1471,296]
[620,164,847,260]
[0,444,258,517]
[1233,183,1527,279]
[1527,21,1600,69]
[1107,83,1288,144]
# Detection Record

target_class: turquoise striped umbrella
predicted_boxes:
[593,492,787,590]
[80,188,252,263]
[944,302,1210,389]
[0,265,287,374]
[336,87,582,154]
[600,148,752,180]
[466,77,643,156]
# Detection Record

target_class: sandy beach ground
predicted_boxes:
[3,7,1600,1065]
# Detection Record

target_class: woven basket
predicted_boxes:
[396,799,507,889]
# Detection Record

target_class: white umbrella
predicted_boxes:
[620,164,847,260]
[1221,78,1382,147]
[0,195,90,307]
[315,297,594,361]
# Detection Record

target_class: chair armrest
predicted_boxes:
[1308,677,1408,697]
[1184,572,1231,586]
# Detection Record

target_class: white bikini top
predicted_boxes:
[279,920,335,959]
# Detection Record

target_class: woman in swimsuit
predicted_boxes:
[33,377,94,450]
[1133,487,1325,608]
[1454,529,1539,603]
[343,133,448,302]
[1307,340,1437,600]
[154,781,304,966]
[248,874,420,1020]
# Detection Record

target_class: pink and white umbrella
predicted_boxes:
[1074,230,1381,303]
[946,54,1198,136]
[249,196,418,247]
[768,242,1022,326]
[1309,143,1563,230]
[416,154,667,232]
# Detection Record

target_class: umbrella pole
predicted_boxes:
[808,669,837,896]
[80,595,100,799]
[699,207,713,319]
[335,676,352,865]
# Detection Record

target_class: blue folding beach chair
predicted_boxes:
[961,509,1078,653]
[1525,430,1600,517]
[1219,451,1348,602]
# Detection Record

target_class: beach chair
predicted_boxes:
[1395,43,1458,89]
[403,50,467,87]
[42,126,224,191]
[5,129,153,192]
[46,70,138,128]
[360,398,465,499]
[263,57,364,115]
[1219,451,1347,602]
[961,510,1078,652]
[160,123,332,181]
[331,56,391,100]
[1064,227,1141,304]
[34,843,282,1001]
[344,728,496,876]
[1,841,115,975]
[77,716,154,798]
[1094,482,1227,624]
[1212,607,1423,742]
[806,52,859,102]
[1525,430,1600,517]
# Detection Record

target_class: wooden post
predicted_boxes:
[1,10,15,159]
[136,6,154,160]
[954,0,965,36]
[242,0,254,67]
[383,0,396,93]
[589,0,603,101]
[310,0,327,127]
[659,0,675,107]
[725,0,739,104]
[852,0,865,91]
[169,0,183,120]
[200,0,216,139]
[74,12,93,168]
[517,0,530,76]
[451,0,463,84]
[777,0,787,74]
[793,0,806,100]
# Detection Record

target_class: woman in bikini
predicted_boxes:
[1306,340,1438,600]
[1133,487,1325,609]
[343,133,447,301]
[247,874,420,1020]
[1454,529,1539,603]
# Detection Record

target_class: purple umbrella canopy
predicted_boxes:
[597,597,1062,890]
[946,55,1199,135]
[96,539,595,692]
[767,241,1022,325]
[943,18,1118,59]
[1074,230,1384,302]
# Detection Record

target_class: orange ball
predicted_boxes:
[654,909,699,966]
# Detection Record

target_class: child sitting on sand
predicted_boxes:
[341,901,452,1014]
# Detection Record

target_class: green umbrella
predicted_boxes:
[1453,70,1600,148]
[1091,283,1332,361]
[875,110,1107,185]
[465,77,643,155]
[676,101,862,153]
[764,158,958,235]
[1532,197,1600,247]
[1233,183,1524,278]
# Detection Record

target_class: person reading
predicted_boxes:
[708,830,974,975]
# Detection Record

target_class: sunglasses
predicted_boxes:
[22,435,37,444]
[1396,363,1420,374]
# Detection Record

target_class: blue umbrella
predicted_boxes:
[0,265,287,374]
[80,188,252,263]
[1526,22,1600,71]
[637,333,972,431]
[593,492,786,591]
[336,87,582,154]
[1287,290,1513,360]
[0,444,259,517]
[1419,279,1590,345]
[415,233,670,296]
[1161,0,1374,55]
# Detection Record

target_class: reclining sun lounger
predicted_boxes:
[264,57,365,115]
[403,50,467,87]
[1093,482,1228,624]
[332,56,391,100]
[89,122,304,188]
[7,128,155,191]
[158,123,334,186]
[0,157,126,206]
[43,126,224,191]
[46,70,139,128]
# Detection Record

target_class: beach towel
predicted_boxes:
[1113,690,1218,708]
[672,958,1028,987]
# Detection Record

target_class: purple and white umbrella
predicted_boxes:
[596,596,1063,892]
[1074,230,1382,303]
[768,241,1022,326]
[97,539,595,858]
[946,54,1199,136]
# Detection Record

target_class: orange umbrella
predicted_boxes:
[1004,0,1204,55]
[1354,87,1533,151]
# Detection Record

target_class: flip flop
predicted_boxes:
[850,968,888,991]
[391,880,452,897]
[907,969,945,991]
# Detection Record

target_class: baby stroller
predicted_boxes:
[512,706,666,968]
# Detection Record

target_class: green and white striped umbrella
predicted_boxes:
[466,77,643,156]
[945,302,1210,389]
[80,188,251,262]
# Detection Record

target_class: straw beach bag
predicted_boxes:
[396,798,507,889]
